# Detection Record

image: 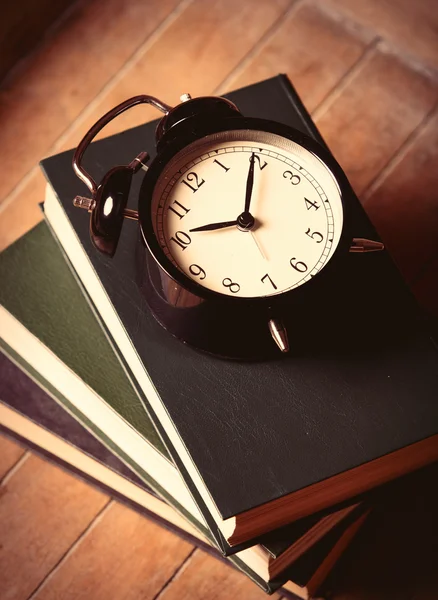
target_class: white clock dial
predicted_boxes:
[151,129,343,298]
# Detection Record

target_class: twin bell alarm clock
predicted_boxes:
[72,93,383,359]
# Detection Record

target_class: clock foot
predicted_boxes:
[268,318,289,353]
[350,238,385,253]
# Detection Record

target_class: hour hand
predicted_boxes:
[189,220,237,232]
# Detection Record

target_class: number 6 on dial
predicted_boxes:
[290,258,308,273]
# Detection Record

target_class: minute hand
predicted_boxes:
[189,220,238,232]
[244,153,255,214]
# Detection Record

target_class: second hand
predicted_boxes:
[250,231,267,260]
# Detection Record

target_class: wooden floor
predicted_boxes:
[0,0,437,598]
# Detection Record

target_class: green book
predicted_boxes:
[0,221,199,526]
[0,222,366,594]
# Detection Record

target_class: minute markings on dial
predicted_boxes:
[189,264,206,280]
[304,197,319,211]
[168,200,190,219]
[213,158,230,172]
[222,278,240,293]
[181,171,205,192]
[253,154,268,170]
[170,231,191,250]
[283,169,300,185]
[290,258,308,273]
[305,228,324,243]
[261,273,277,289]
[154,143,337,294]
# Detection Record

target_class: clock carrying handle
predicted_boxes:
[72,95,172,257]
[72,95,172,195]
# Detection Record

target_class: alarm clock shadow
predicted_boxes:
[286,251,424,363]
[136,236,421,362]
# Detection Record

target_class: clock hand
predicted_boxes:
[250,231,267,260]
[243,153,255,215]
[189,220,238,232]
[187,154,259,234]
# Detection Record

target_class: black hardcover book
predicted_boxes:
[42,76,438,549]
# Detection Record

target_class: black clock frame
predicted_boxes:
[138,115,354,315]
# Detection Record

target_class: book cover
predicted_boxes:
[42,75,438,546]
[0,221,207,534]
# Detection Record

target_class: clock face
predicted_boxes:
[151,129,343,299]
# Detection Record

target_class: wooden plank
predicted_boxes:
[32,501,193,600]
[0,432,26,479]
[0,174,46,253]
[155,549,281,600]
[0,0,182,204]
[0,453,108,600]
[363,110,438,283]
[314,44,438,195]
[0,0,72,82]
[227,1,374,112]
[63,0,292,139]
[325,0,438,70]
[0,0,292,252]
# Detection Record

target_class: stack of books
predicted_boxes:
[1,76,437,598]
